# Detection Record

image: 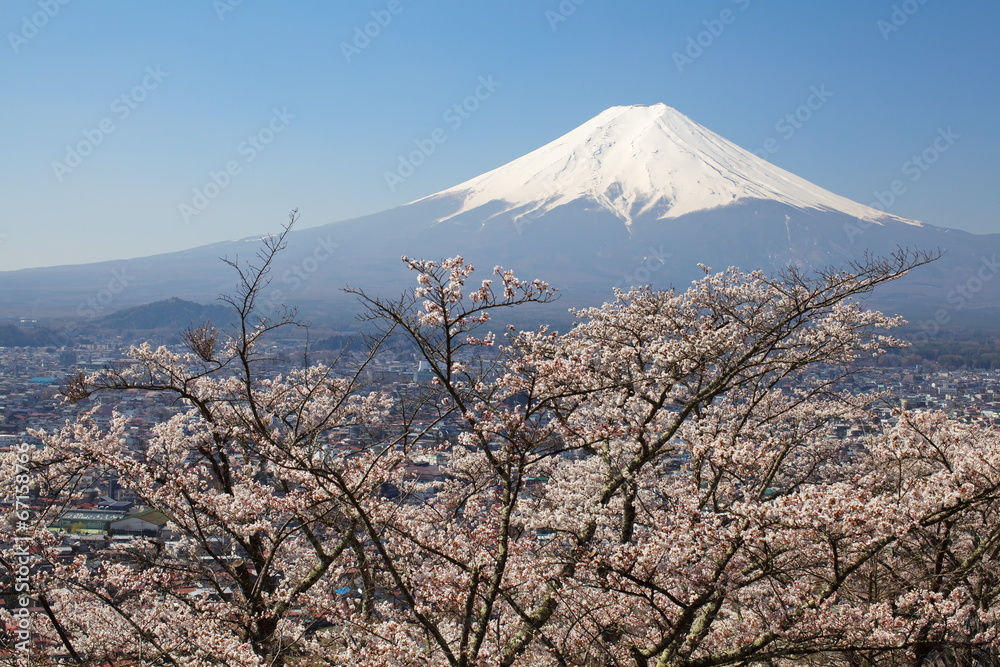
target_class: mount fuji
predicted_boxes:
[2,104,998,332]
[423,103,916,228]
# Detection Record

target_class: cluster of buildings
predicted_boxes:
[841,366,1000,424]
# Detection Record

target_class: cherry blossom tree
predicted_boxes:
[342,248,998,667]
[0,218,395,665]
[3,228,998,666]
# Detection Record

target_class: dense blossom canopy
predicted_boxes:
[1,227,996,666]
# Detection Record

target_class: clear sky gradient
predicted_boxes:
[2,0,997,270]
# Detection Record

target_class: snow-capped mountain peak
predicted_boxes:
[421,103,919,227]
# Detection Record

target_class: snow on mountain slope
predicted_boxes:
[420,103,921,228]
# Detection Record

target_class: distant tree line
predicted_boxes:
[882,330,1000,370]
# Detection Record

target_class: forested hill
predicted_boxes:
[93,297,234,331]
[0,324,60,347]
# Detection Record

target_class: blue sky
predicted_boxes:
[1,0,997,270]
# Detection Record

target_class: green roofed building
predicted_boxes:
[51,509,128,534]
